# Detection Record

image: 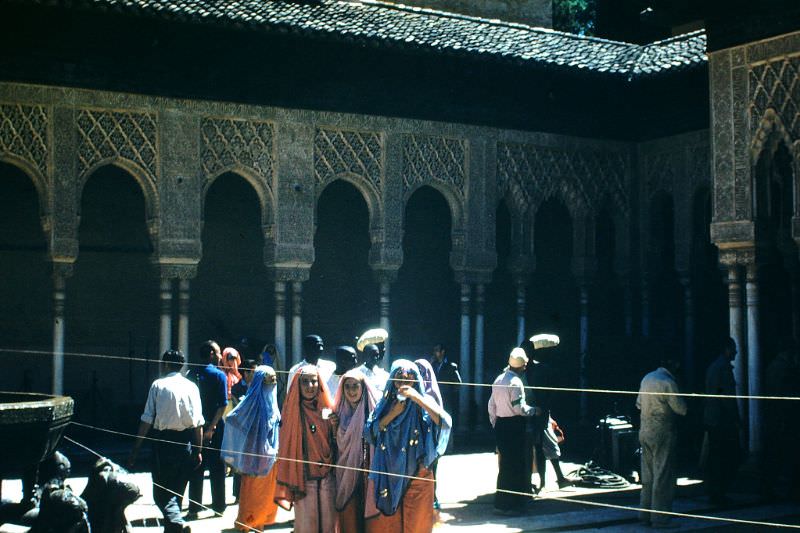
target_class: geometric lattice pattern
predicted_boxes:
[643,150,678,195]
[0,103,49,177]
[750,56,800,140]
[313,127,382,190]
[497,142,628,214]
[402,134,466,195]
[201,117,274,183]
[77,109,158,180]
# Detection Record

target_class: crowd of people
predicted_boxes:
[129,333,454,533]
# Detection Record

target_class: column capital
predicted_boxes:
[269,266,310,283]
[718,245,756,269]
[371,266,399,285]
[454,269,492,285]
[51,260,75,280]
[156,260,198,280]
[508,254,534,285]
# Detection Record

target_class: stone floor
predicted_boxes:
[2,452,798,532]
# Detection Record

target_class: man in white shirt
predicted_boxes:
[488,348,540,514]
[636,356,687,528]
[355,343,390,392]
[128,349,203,533]
[286,335,337,395]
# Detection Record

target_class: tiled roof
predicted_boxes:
[16,0,708,78]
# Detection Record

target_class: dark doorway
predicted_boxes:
[68,165,159,429]
[305,180,376,350]
[0,162,50,393]
[192,173,272,362]
[392,186,459,361]
[485,200,517,375]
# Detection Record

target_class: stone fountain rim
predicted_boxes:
[0,392,74,425]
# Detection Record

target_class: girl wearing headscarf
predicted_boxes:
[365,359,451,533]
[333,369,380,533]
[221,347,243,402]
[415,358,445,511]
[274,365,339,533]
[221,365,281,532]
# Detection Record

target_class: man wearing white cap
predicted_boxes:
[488,347,541,514]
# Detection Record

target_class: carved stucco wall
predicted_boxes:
[638,130,711,274]
[710,30,800,251]
[0,81,650,282]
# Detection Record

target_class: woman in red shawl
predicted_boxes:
[221,347,243,402]
[333,369,380,533]
[275,365,339,533]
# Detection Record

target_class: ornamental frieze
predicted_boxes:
[0,103,49,178]
[313,127,383,191]
[496,142,627,215]
[77,109,158,182]
[402,134,465,196]
[201,117,275,185]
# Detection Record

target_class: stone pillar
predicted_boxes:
[745,263,762,455]
[51,265,71,396]
[178,279,190,357]
[159,278,174,355]
[474,283,485,409]
[379,281,392,359]
[515,283,526,346]
[727,265,747,423]
[458,283,472,429]
[578,284,590,421]
[680,273,695,389]
[274,281,288,364]
[292,281,303,366]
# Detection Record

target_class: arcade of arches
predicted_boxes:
[2,24,800,456]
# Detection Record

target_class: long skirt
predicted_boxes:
[365,467,434,533]
[294,473,338,533]
[338,484,365,533]
[235,468,279,532]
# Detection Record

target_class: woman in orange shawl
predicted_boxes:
[333,369,380,533]
[221,347,243,401]
[275,365,339,533]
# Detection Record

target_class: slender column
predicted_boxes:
[178,279,190,357]
[515,283,526,346]
[641,280,650,338]
[458,283,472,429]
[579,284,590,421]
[159,278,174,355]
[379,281,391,359]
[292,281,303,366]
[52,274,67,395]
[745,264,762,455]
[680,273,694,389]
[274,281,288,363]
[727,265,746,424]
[474,284,485,409]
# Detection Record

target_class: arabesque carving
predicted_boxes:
[0,103,49,177]
[314,127,382,191]
[402,134,465,196]
[77,109,158,181]
[201,117,274,184]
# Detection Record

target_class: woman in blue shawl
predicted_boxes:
[221,365,281,531]
[364,359,451,532]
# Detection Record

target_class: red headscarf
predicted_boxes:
[275,365,335,509]
[220,347,242,398]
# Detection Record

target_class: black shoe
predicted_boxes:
[557,479,574,489]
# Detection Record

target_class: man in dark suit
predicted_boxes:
[430,344,461,424]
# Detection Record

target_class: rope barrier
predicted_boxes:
[63,434,262,532]
[5,346,800,401]
[67,420,800,530]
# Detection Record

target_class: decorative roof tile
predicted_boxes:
[13,0,708,78]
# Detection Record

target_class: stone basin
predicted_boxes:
[0,392,73,479]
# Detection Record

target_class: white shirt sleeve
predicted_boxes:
[140,383,158,425]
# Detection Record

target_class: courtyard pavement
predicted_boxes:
[2,452,798,532]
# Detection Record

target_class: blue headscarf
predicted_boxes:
[364,359,451,516]
[221,365,280,476]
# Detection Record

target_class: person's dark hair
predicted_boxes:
[722,336,737,356]
[196,340,216,363]
[433,343,446,353]
[303,335,323,362]
[243,359,259,374]
[162,349,186,371]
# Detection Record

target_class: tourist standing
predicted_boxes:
[188,340,228,515]
[275,366,339,533]
[128,349,203,533]
[637,356,687,527]
[488,348,540,514]
[286,335,338,395]
[365,359,451,532]
[221,365,281,531]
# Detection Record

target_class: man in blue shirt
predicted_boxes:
[187,340,228,516]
